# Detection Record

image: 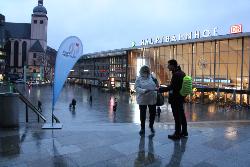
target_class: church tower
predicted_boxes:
[31,0,47,42]
[29,0,48,66]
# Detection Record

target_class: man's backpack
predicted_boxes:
[180,75,193,96]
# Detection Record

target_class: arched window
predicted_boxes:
[14,41,19,67]
[22,41,27,66]
[4,41,11,66]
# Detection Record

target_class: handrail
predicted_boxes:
[14,88,46,122]
[52,114,60,123]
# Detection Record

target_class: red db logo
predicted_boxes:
[230,24,242,34]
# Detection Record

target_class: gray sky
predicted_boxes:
[1,0,250,54]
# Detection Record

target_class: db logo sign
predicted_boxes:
[230,24,242,34]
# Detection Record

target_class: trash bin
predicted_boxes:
[0,92,20,128]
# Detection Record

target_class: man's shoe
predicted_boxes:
[150,127,155,134]
[168,134,181,140]
[139,129,145,135]
[181,132,188,138]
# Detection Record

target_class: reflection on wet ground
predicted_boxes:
[1,84,250,166]
[10,84,250,124]
[1,121,250,166]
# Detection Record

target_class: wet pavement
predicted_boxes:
[7,84,250,124]
[1,84,250,166]
[1,120,250,166]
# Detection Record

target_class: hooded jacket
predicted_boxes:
[135,75,157,105]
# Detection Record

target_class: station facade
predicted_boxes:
[72,27,250,104]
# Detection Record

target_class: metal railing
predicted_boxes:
[14,87,61,123]
[14,87,47,123]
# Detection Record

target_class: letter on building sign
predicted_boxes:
[166,36,170,42]
[171,35,177,42]
[194,31,200,39]
[161,36,165,43]
[141,40,145,46]
[203,30,211,37]
[213,27,218,36]
[150,38,154,44]
[185,32,192,40]
[155,37,160,44]
[131,41,136,47]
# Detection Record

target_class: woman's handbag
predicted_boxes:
[156,92,164,106]
[151,76,164,106]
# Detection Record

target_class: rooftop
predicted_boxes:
[82,32,250,59]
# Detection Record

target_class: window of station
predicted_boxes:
[40,20,43,24]
[34,20,37,24]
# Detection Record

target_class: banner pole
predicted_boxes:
[52,106,54,126]
[42,83,62,129]
[52,84,54,125]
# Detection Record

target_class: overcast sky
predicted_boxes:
[1,0,250,54]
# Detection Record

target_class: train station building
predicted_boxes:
[72,25,250,104]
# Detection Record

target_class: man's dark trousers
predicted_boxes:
[171,101,187,135]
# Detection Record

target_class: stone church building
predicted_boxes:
[0,0,52,81]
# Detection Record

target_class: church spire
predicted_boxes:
[33,0,47,15]
[38,0,43,6]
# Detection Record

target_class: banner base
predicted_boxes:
[42,123,63,129]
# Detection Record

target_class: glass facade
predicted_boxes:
[128,37,250,91]
[126,36,250,104]
[73,33,250,104]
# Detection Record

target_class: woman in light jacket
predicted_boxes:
[135,65,158,135]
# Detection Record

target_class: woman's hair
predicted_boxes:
[139,65,150,76]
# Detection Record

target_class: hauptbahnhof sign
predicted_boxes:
[133,25,243,47]
[139,27,218,46]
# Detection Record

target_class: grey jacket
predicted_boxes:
[135,75,157,105]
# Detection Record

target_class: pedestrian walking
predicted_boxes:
[38,100,42,112]
[159,59,188,140]
[157,106,161,117]
[113,98,118,112]
[71,98,76,109]
[89,84,92,93]
[135,65,158,135]
[89,95,93,104]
